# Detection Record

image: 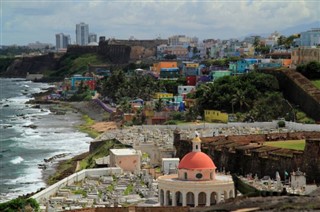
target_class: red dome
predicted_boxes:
[178,152,216,169]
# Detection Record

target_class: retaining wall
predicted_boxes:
[32,167,122,203]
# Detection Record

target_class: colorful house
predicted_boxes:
[229,59,259,75]
[152,61,178,73]
[204,110,228,123]
[70,75,96,90]
[182,62,200,76]
[159,67,180,79]
[178,86,195,96]
[154,92,174,100]
[209,70,232,81]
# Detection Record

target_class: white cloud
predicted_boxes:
[1,0,319,45]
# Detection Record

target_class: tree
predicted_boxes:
[154,98,165,112]
[253,36,260,48]
[297,61,320,79]
[232,89,249,111]
[277,35,286,46]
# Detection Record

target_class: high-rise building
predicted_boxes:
[88,33,97,43]
[76,22,89,46]
[55,33,71,51]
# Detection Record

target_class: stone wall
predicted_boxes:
[108,39,168,61]
[67,43,131,64]
[259,68,320,122]
[174,131,320,184]
[68,206,190,212]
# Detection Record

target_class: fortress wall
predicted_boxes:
[174,131,320,183]
[259,68,320,121]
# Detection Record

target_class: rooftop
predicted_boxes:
[110,149,141,156]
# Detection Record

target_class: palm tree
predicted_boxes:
[154,98,164,112]
[119,98,132,113]
[232,90,249,111]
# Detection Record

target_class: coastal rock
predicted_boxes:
[23,124,38,129]
[44,153,70,163]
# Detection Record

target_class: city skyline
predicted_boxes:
[1,0,320,46]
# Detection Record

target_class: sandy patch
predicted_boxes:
[90,121,118,133]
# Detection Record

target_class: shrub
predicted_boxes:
[164,120,177,125]
[277,120,286,128]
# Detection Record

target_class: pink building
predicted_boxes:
[109,149,142,173]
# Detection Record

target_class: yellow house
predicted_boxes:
[154,92,173,100]
[204,110,228,123]
[152,62,178,73]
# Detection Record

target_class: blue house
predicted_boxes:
[229,59,259,75]
[159,68,180,79]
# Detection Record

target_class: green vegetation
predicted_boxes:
[264,140,305,151]
[195,72,289,122]
[123,184,134,195]
[73,189,87,197]
[79,139,129,169]
[0,57,15,73]
[51,53,105,77]
[297,61,320,80]
[99,70,162,103]
[0,198,39,212]
[296,111,315,124]
[47,158,75,185]
[277,120,286,128]
[77,115,100,138]
[312,80,320,89]
[48,139,129,185]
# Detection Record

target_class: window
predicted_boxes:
[196,145,198,150]
[210,172,213,180]
[196,173,203,179]
[184,172,188,179]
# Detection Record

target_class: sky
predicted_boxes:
[1,0,319,46]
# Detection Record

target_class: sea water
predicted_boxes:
[0,78,91,202]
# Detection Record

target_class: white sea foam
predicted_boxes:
[10,156,24,164]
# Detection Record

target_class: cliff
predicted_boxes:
[0,53,59,78]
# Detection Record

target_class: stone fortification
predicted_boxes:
[67,43,131,64]
[108,39,168,61]
[174,131,320,184]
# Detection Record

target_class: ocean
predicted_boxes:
[0,78,92,202]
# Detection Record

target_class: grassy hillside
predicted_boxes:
[48,53,105,77]
[312,80,320,89]
[47,139,130,185]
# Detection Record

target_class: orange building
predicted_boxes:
[282,59,292,68]
[152,61,178,73]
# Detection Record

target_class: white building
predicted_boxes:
[161,158,180,174]
[298,28,320,47]
[109,149,142,173]
[88,33,97,43]
[178,85,195,96]
[76,22,89,46]
[55,33,70,51]
[290,169,306,190]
